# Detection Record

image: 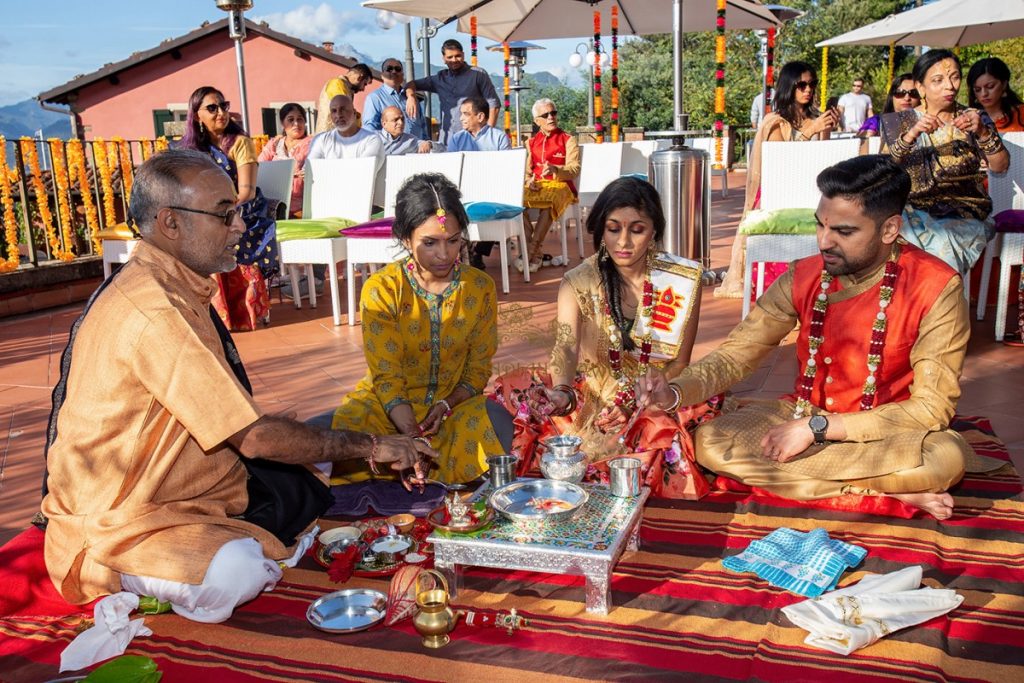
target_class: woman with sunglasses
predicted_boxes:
[257,103,312,218]
[330,174,512,484]
[968,57,1024,133]
[880,50,1009,275]
[858,74,921,137]
[179,85,277,331]
[717,61,839,298]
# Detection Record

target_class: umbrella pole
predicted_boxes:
[673,0,687,130]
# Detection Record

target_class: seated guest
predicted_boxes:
[41,150,435,618]
[968,57,1024,133]
[448,97,511,152]
[365,58,429,140]
[177,86,274,332]
[858,74,920,138]
[717,61,839,299]
[308,94,384,175]
[257,103,312,218]
[502,177,720,499]
[378,106,444,155]
[314,63,372,134]
[880,49,1008,274]
[519,98,580,273]
[641,155,970,520]
[332,174,513,484]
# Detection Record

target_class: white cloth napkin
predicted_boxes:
[781,566,963,656]
[60,592,152,672]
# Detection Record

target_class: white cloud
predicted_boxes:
[254,3,372,45]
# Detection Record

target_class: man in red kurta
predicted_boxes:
[521,98,581,272]
[641,155,982,520]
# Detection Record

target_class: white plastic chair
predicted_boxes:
[460,148,529,294]
[569,142,627,259]
[977,132,1024,339]
[866,137,882,154]
[343,152,464,325]
[277,157,376,325]
[255,159,296,218]
[741,138,862,318]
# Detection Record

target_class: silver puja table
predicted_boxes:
[429,482,649,614]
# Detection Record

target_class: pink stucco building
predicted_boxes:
[38,17,380,139]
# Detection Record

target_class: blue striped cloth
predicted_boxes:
[722,528,867,598]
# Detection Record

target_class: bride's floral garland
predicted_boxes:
[606,275,654,409]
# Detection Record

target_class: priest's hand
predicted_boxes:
[594,404,629,433]
[525,384,571,419]
[759,419,814,464]
[372,435,437,491]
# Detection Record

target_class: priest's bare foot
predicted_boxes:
[890,492,955,520]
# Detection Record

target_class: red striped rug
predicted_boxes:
[2,416,1022,682]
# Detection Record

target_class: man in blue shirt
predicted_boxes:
[364,58,428,140]
[405,39,501,145]
[449,98,511,152]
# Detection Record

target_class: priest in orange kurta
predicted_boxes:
[41,150,433,619]
[640,155,994,520]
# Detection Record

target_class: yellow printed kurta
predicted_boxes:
[332,260,503,483]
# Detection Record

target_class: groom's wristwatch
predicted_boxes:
[808,415,829,445]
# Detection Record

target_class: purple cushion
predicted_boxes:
[994,210,1024,233]
[339,217,395,237]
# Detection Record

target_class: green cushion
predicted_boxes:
[276,217,357,241]
[737,208,817,236]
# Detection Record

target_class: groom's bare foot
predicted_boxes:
[890,492,955,520]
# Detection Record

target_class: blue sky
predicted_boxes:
[0,1,598,107]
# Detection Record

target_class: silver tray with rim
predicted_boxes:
[306,588,387,633]
[489,479,589,523]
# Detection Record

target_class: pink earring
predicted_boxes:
[406,260,415,273]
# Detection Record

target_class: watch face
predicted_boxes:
[809,415,828,432]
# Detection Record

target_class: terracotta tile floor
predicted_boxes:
[2,171,1021,546]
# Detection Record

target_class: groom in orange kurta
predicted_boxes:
[640,155,977,520]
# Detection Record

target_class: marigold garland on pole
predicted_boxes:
[93,139,118,229]
[0,138,20,272]
[48,139,77,259]
[66,139,102,254]
[115,138,133,204]
[887,42,896,91]
[140,139,154,162]
[765,28,775,114]
[20,137,72,261]
[593,10,603,144]
[611,6,619,143]
[713,0,727,170]
[470,16,478,67]
[819,46,829,111]
[503,42,512,140]
[155,137,170,153]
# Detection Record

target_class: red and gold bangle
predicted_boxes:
[367,434,381,476]
[552,384,578,416]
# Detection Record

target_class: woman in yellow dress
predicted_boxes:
[491,177,722,499]
[331,173,512,484]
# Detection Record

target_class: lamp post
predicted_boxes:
[568,42,605,129]
[487,42,544,145]
[215,0,253,133]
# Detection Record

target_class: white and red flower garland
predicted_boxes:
[606,277,654,408]
[793,259,898,419]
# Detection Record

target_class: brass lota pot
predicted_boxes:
[413,569,457,648]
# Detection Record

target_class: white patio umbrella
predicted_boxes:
[363,0,780,130]
[817,0,1024,47]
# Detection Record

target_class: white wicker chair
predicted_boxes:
[255,159,296,218]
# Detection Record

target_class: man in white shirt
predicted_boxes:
[308,95,384,177]
[837,78,874,133]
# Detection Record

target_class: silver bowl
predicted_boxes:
[307,588,387,633]
[541,434,583,458]
[489,479,589,523]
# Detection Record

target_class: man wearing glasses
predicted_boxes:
[40,150,436,633]
[365,58,428,140]
[520,98,580,273]
[838,78,874,134]
[314,63,373,134]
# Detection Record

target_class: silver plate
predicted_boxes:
[489,479,589,523]
[306,588,387,633]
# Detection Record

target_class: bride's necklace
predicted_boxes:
[792,255,899,419]
[605,271,655,410]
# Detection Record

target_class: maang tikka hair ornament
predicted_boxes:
[430,185,447,232]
